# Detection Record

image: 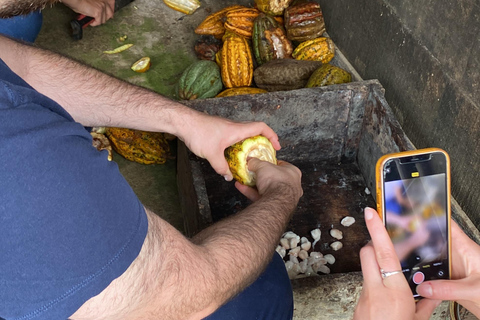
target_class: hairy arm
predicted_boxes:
[70,186,299,320]
[0,35,280,177]
[0,34,190,134]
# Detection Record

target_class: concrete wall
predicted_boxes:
[318,0,480,229]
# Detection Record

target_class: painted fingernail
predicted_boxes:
[364,207,373,220]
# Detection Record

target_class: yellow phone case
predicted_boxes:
[375,148,452,282]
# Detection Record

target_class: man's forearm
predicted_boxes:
[0,35,196,135]
[191,185,297,304]
[71,186,299,320]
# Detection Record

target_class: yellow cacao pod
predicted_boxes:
[224,8,260,38]
[292,37,335,63]
[105,128,170,165]
[195,5,245,38]
[221,33,254,88]
[216,87,268,97]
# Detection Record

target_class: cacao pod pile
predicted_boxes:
[182,0,351,98]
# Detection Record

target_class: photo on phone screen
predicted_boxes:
[380,150,450,297]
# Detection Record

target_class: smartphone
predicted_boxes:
[376,148,451,298]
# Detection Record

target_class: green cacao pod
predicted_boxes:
[252,13,293,66]
[284,2,326,42]
[177,60,223,100]
[253,58,322,91]
[306,64,352,87]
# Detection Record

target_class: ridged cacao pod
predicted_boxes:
[306,64,352,87]
[284,2,325,42]
[177,60,223,100]
[105,128,171,165]
[224,8,260,38]
[292,37,335,63]
[255,0,294,16]
[194,35,222,61]
[216,87,268,97]
[253,58,322,91]
[195,5,245,38]
[252,13,293,66]
[225,135,277,186]
[221,33,254,88]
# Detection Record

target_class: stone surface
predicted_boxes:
[318,0,480,231]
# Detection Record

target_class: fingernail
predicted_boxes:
[223,175,233,182]
[364,207,373,220]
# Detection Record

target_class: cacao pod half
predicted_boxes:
[253,58,322,91]
[221,33,254,88]
[284,2,326,42]
[105,128,171,165]
[255,0,293,16]
[194,35,222,61]
[195,5,245,38]
[224,7,260,38]
[177,60,223,100]
[306,64,352,87]
[292,37,335,63]
[252,13,293,66]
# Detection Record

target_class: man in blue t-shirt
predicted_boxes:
[0,2,303,319]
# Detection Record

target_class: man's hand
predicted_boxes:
[62,0,115,26]
[235,158,303,203]
[180,113,281,181]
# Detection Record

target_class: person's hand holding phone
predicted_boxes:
[353,207,442,320]
[416,220,480,318]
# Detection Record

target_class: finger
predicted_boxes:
[416,278,480,301]
[414,298,442,320]
[207,153,232,180]
[359,243,383,286]
[233,122,280,151]
[364,207,404,288]
[246,157,270,173]
[105,2,115,20]
[235,181,260,202]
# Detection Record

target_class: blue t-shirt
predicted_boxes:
[0,59,148,319]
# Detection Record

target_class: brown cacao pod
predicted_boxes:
[292,37,335,63]
[253,58,322,91]
[224,8,260,38]
[252,13,293,66]
[195,5,245,38]
[306,64,352,87]
[255,0,293,16]
[216,87,268,97]
[105,128,171,165]
[194,35,222,61]
[284,2,326,42]
[221,32,254,88]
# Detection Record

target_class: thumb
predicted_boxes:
[209,156,233,181]
[415,298,442,320]
[417,279,474,301]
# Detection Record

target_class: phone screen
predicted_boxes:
[382,152,450,297]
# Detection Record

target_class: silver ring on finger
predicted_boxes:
[380,269,403,279]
